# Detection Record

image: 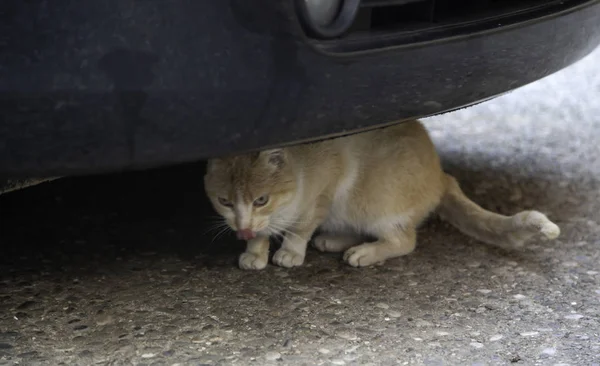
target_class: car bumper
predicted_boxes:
[1,0,600,177]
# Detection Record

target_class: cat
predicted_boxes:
[204,120,560,270]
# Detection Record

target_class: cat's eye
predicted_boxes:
[218,197,233,207]
[253,195,269,207]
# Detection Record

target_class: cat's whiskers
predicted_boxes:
[203,215,229,222]
[277,219,310,226]
[271,216,310,228]
[211,226,232,243]
[202,220,229,235]
[268,222,305,243]
[201,217,234,243]
[265,226,283,239]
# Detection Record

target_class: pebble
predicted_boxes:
[17,351,38,358]
[375,303,389,309]
[489,335,503,342]
[564,314,584,320]
[435,331,450,336]
[191,336,203,344]
[415,319,433,327]
[78,350,93,358]
[336,331,358,341]
[542,348,557,355]
[387,310,402,318]
[16,301,36,310]
[141,353,156,358]
[318,348,330,354]
[265,351,281,361]
[96,314,114,326]
[56,347,77,353]
[344,354,358,362]
[345,345,359,354]
[470,342,484,349]
[562,262,579,268]
[477,289,492,294]
[163,350,175,357]
[331,359,346,365]
[513,294,527,300]
[520,331,539,337]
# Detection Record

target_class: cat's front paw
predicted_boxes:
[272,248,304,268]
[239,252,268,270]
[313,234,359,253]
[343,244,381,267]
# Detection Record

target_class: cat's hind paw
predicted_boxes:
[239,252,268,270]
[273,248,304,268]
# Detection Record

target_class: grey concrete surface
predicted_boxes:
[1,49,600,366]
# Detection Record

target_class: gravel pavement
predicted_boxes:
[1,49,600,366]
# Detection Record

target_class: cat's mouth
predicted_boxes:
[235,225,270,241]
[236,229,256,241]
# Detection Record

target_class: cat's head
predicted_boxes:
[204,149,297,240]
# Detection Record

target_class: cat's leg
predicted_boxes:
[343,226,417,267]
[272,206,328,268]
[239,236,270,270]
[272,223,318,268]
[313,233,363,253]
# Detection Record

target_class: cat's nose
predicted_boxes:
[236,228,256,241]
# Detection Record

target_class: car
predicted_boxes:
[1,0,600,179]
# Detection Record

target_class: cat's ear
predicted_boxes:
[260,148,286,168]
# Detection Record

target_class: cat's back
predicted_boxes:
[354,120,435,159]
[287,120,441,189]
[364,120,440,176]
[288,120,438,175]
[312,120,444,232]
[349,120,444,215]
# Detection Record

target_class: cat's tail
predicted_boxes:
[437,174,560,248]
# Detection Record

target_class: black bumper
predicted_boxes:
[1,0,600,177]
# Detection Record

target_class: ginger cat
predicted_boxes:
[204,120,560,270]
